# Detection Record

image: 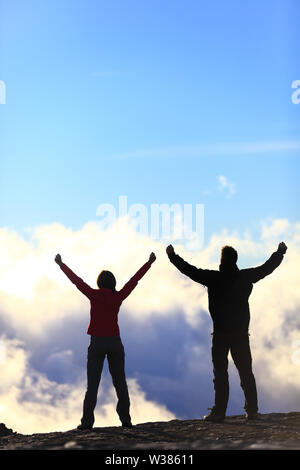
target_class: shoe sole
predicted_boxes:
[203,417,225,423]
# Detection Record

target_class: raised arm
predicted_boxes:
[55,254,93,298]
[166,245,214,286]
[118,252,156,302]
[244,242,287,283]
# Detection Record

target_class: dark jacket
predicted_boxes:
[168,250,284,334]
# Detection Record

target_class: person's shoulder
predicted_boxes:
[203,269,220,282]
[89,288,101,296]
[239,268,255,280]
[240,267,252,273]
[205,269,219,274]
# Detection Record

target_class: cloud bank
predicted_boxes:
[0,216,299,433]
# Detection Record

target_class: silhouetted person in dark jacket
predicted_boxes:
[166,241,287,422]
[55,252,156,429]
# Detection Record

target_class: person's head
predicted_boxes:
[220,245,238,265]
[97,270,116,291]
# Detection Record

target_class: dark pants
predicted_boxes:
[211,332,258,415]
[81,336,131,426]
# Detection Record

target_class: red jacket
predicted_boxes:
[60,262,151,336]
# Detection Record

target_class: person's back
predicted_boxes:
[206,266,253,334]
[85,287,122,336]
[83,282,150,336]
[57,259,153,337]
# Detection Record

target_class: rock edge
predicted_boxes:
[1,412,300,450]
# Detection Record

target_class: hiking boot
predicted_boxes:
[245,412,260,421]
[203,408,225,423]
[77,423,93,430]
[122,421,133,428]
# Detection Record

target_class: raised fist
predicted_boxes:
[55,254,62,265]
[148,252,156,264]
[277,242,287,254]
[166,245,175,255]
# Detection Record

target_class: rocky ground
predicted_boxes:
[0,412,300,451]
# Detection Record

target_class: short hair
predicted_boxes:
[220,245,238,264]
[97,270,116,291]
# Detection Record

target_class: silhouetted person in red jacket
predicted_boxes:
[166,241,287,422]
[55,252,156,429]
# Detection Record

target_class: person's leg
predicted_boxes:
[107,337,131,426]
[80,337,105,428]
[208,333,230,418]
[230,334,258,416]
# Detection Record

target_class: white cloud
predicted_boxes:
[0,337,175,434]
[114,140,300,160]
[218,175,236,195]
[0,220,209,336]
[0,216,299,431]
[0,217,298,337]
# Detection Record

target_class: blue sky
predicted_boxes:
[0,0,299,242]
